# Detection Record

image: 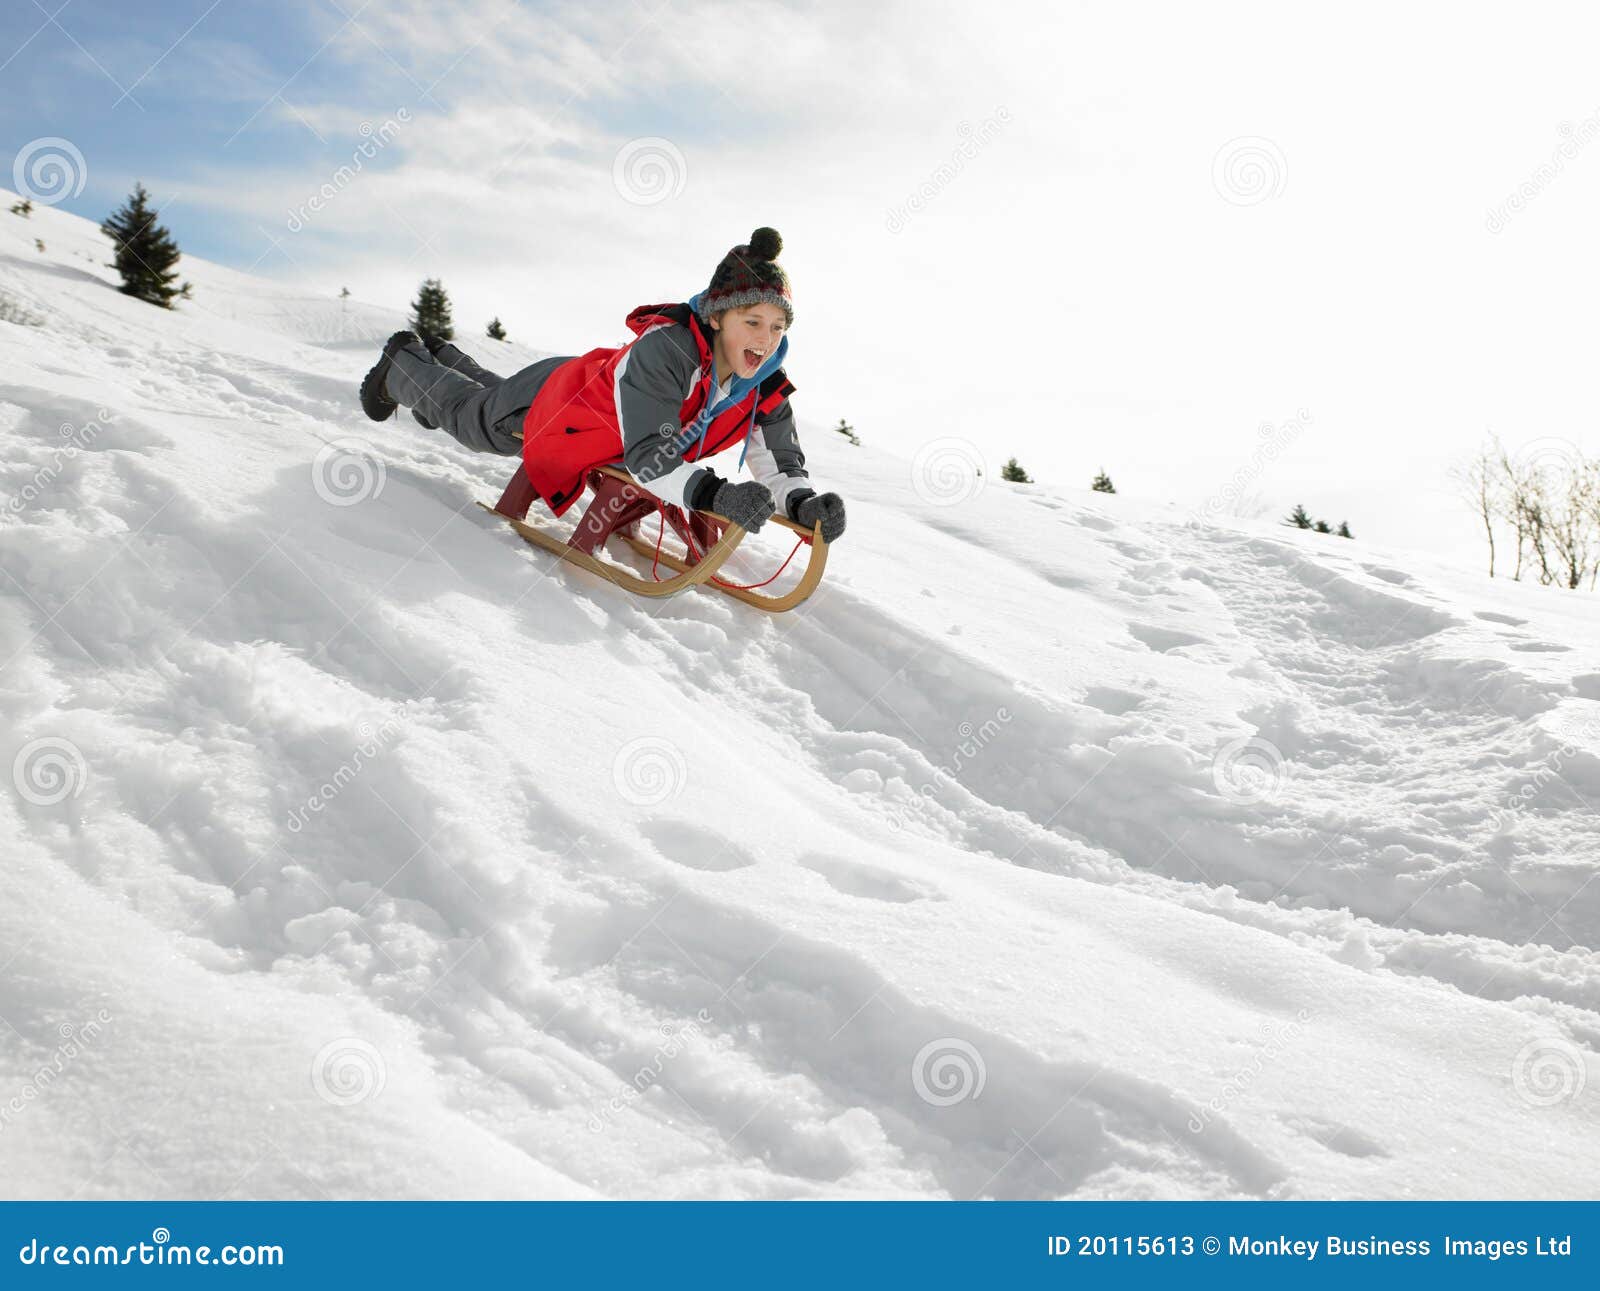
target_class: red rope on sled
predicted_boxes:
[648,508,806,592]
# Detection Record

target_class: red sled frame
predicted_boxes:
[477,463,828,612]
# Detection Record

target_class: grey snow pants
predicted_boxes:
[385,340,574,457]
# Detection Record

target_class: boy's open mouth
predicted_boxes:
[743,348,764,368]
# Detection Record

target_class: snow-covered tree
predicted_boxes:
[1284,503,1313,529]
[486,316,507,340]
[1091,469,1116,494]
[834,418,859,447]
[1001,457,1032,483]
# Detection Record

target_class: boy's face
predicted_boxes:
[711,303,787,379]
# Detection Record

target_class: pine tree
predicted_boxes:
[1312,519,1332,534]
[1337,521,1354,539]
[486,316,507,340]
[10,198,32,217]
[339,286,351,299]
[409,278,454,340]
[1001,457,1032,483]
[1091,469,1116,494]
[101,183,192,308]
[34,239,45,253]
[833,418,860,447]
[1284,503,1313,529]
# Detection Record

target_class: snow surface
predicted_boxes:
[1,191,1597,1201]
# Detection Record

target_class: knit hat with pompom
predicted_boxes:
[697,227,793,327]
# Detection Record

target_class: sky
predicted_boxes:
[4,0,1599,568]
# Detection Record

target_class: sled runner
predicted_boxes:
[478,463,829,612]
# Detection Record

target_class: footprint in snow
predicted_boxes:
[641,819,757,871]
[1128,623,1208,653]
[1082,686,1145,716]
[1277,1113,1388,1159]
[1474,611,1528,627]
[799,854,943,903]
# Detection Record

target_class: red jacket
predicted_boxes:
[519,302,795,515]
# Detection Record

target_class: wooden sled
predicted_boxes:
[478,463,828,612]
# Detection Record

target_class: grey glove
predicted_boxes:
[787,490,847,543]
[711,479,777,532]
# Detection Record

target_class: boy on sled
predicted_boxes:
[359,226,846,546]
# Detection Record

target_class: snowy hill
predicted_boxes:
[2,191,1597,1201]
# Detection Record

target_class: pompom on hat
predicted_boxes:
[696,226,793,327]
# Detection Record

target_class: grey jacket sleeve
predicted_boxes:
[743,397,816,516]
[614,323,717,509]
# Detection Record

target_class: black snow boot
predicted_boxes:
[359,330,420,422]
